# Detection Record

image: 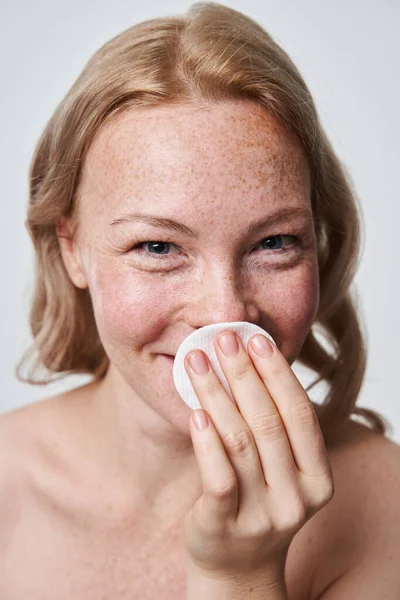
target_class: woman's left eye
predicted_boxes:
[129,236,301,259]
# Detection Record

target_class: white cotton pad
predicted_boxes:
[172,321,277,410]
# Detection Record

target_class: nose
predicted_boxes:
[184,264,260,328]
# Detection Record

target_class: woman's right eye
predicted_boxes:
[129,240,179,259]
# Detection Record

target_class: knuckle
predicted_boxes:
[277,498,307,531]
[325,480,335,501]
[303,474,335,510]
[287,400,318,428]
[268,360,287,379]
[240,515,273,539]
[250,512,274,537]
[230,361,252,382]
[250,411,285,441]
[315,479,335,506]
[204,377,222,396]
[211,476,237,499]
[221,428,254,456]
[200,438,217,455]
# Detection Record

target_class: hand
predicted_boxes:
[183,330,334,584]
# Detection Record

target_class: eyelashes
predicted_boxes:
[128,234,304,261]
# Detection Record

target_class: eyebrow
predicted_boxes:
[109,206,313,238]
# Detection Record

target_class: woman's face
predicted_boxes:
[68,99,319,432]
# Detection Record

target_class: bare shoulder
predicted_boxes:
[309,419,400,598]
[0,380,98,459]
[0,393,71,490]
[0,395,63,552]
[0,385,94,530]
[0,391,72,460]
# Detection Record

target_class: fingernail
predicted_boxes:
[251,334,273,357]
[188,351,209,375]
[192,409,209,431]
[218,332,239,356]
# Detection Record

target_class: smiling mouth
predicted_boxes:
[161,354,175,362]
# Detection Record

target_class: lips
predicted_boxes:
[160,354,175,363]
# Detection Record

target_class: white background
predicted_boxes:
[1,0,399,443]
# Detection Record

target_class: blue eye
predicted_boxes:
[132,241,177,257]
[129,235,302,260]
[259,236,298,251]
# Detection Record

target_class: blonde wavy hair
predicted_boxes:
[17,1,393,446]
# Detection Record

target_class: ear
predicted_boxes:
[56,218,88,289]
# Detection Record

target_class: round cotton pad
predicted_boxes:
[172,321,276,410]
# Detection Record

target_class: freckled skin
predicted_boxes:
[71,98,319,460]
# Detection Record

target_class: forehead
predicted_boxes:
[77,99,311,219]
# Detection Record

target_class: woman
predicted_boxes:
[2,2,398,598]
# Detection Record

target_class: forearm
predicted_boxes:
[186,566,288,600]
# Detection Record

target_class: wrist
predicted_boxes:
[186,563,288,600]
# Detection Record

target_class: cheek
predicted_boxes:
[88,265,177,349]
[252,262,319,360]
[279,266,318,326]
